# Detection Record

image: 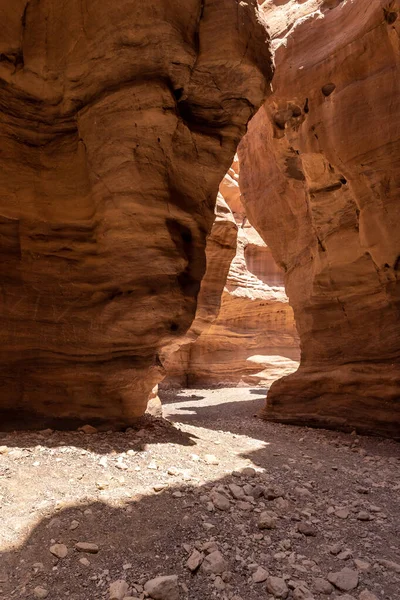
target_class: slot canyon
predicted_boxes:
[0,1,399,599]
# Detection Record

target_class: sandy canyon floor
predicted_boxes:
[0,388,399,600]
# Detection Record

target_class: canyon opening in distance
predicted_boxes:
[0,1,399,600]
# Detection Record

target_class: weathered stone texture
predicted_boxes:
[240,0,400,437]
[162,195,239,386]
[164,157,299,388]
[0,0,272,428]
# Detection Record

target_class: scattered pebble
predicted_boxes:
[359,591,379,600]
[49,543,68,559]
[356,511,371,521]
[313,578,334,594]
[252,566,269,583]
[75,542,99,554]
[211,491,230,511]
[298,522,317,537]
[328,567,359,591]
[258,511,277,530]
[33,587,49,599]
[378,559,400,573]
[109,579,129,600]
[266,575,289,598]
[144,575,180,600]
[202,550,227,574]
[78,424,98,434]
[204,455,219,465]
[186,549,203,572]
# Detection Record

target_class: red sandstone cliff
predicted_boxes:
[240,0,400,437]
[0,0,272,428]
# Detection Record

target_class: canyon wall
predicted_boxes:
[162,194,239,386]
[164,157,299,388]
[0,0,272,429]
[240,0,400,437]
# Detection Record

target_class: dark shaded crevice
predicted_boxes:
[384,9,398,24]
[173,87,184,101]
[285,156,305,181]
[194,0,205,54]
[176,98,250,133]
[166,218,203,300]
[0,51,24,70]
[21,0,30,30]
[311,181,344,194]
[321,83,336,96]
[19,0,32,68]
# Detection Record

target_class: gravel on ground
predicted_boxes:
[0,387,399,600]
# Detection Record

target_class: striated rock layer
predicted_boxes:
[240,0,400,437]
[162,194,239,386]
[164,156,299,387]
[0,0,272,429]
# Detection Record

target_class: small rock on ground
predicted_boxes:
[328,568,359,592]
[266,575,288,598]
[144,575,180,600]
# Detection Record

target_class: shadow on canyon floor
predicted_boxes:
[2,386,400,459]
[0,416,199,455]
[1,428,400,600]
[1,388,400,599]
[159,392,206,404]
[161,387,268,437]
[0,387,268,453]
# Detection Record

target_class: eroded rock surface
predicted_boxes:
[240,0,400,437]
[0,0,272,428]
[162,195,239,386]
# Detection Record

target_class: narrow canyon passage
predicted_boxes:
[0,0,399,598]
[0,0,398,436]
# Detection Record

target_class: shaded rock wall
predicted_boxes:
[240,0,400,437]
[0,0,272,429]
[162,195,239,385]
[164,157,299,388]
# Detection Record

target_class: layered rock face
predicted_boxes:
[164,157,299,388]
[162,194,239,386]
[240,0,400,436]
[0,0,272,428]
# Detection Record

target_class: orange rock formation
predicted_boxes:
[164,157,300,387]
[0,0,271,428]
[240,0,400,437]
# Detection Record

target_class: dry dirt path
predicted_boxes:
[0,387,399,600]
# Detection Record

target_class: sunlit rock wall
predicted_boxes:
[240,0,400,437]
